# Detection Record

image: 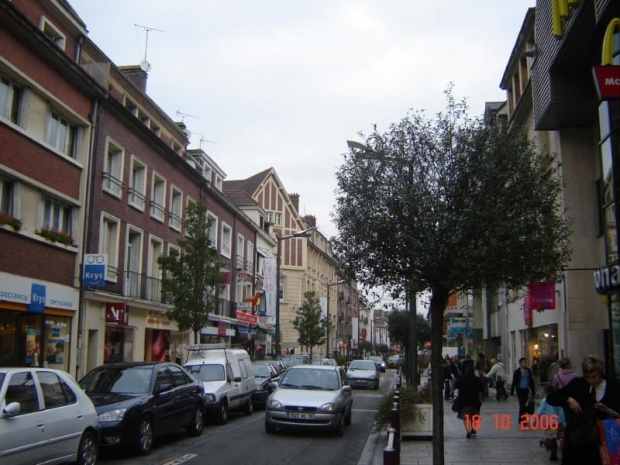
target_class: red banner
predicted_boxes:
[236,310,258,325]
[106,302,128,325]
[529,282,556,310]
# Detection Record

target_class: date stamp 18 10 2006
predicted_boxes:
[464,414,560,431]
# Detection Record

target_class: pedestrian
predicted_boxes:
[453,360,484,439]
[552,357,578,391]
[537,384,566,462]
[476,353,489,399]
[546,354,620,465]
[486,358,508,400]
[442,358,453,400]
[510,357,536,425]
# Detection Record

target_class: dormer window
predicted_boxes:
[40,17,66,50]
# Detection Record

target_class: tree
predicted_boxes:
[292,291,331,361]
[332,88,571,465]
[388,310,430,351]
[158,201,224,344]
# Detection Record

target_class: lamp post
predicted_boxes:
[325,280,344,358]
[275,226,316,356]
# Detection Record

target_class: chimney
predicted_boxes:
[303,215,316,228]
[119,65,148,93]
[290,193,300,212]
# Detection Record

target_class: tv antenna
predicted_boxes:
[134,23,164,72]
[193,132,217,149]
[176,110,198,123]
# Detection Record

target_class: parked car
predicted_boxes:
[79,362,204,456]
[184,345,255,424]
[279,354,309,368]
[252,362,280,407]
[265,364,353,436]
[346,360,380,389]
[0,367,99,465]
[367,356,387,372]
[388,354,404,369]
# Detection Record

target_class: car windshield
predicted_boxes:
[349,360,376,370]
[253,364,271,378]
[369,357,383,363]
[279,368,339,390]
[185,364,225,381]
[0,373,5,390]
[80,366,153,394]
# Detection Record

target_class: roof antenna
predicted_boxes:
[134,23,164,72]
[176,110,198,124]
[193,132,217,149]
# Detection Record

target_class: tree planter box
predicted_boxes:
[402,403,433,439]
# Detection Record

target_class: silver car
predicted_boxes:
[265,365,353,436]
[346,360,380,389]
[0,367,99,465]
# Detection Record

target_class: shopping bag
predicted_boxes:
[598,418,620,465]
[526,399,535,415]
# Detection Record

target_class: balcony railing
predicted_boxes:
[123,271,170,304]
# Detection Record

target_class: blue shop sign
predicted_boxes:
[83,254,107,288]
[28,284,46,313]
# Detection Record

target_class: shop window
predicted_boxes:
[0,312,17,367]
[104,326,134,363]
[21,315,42,367]
[44,316,70,371]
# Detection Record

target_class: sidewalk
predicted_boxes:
[358,382,557,465]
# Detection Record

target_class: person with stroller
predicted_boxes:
[486,358,508,400]
[537,384,566,462]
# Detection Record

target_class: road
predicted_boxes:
[98,370,392,465]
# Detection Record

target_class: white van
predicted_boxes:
[184,344,255,424]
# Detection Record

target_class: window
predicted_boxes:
[103,139,124,198]
[101,214,120,281]
[275,213,282,226]
[129,157,147,211]
[36,371,76,409]
[124,227,144,298]
[169,187,182,231]
[46,110,78,157]
[221,223,232,258]
[42,198,72,235]
[147,236,163,301]
[215,175,223,191]
[236,234,245,270]
[247,242,254,275]
[150,174,166,221]
[0,75,23,125]
[0,178,16,217]
[206,212,218,246]
[203,166,212,183]
[5,372,39,414]
[40,17,66,50]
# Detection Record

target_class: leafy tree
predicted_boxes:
[332,88,571,465]
[158,201,224,344]
[292,291,331,361]
[388,310,430,350]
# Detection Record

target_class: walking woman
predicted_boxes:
[546,355,620,465]
[453,360,484,438]
[510,357,536,425]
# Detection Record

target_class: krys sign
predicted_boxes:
[83,254,107,288]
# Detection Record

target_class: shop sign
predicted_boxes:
[238,271,248,281]
[528,282,556,310]
[218,321,227,336]
[552,0,580,38]
[28,284,46,313]
[255,279,264,290]
[237,324,257,335]
[236,310,258,325]
[594,265,620,293]
[106,302,129,325]
[593,18,620,101]
[83,254,107,288]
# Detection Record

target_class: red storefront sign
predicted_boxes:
[236,310,258,325]
[523,282,556,326]
[106,302,129,325]
[593,66,620,100]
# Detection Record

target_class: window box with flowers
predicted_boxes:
[37,227,75,246]
[0,212,22,231]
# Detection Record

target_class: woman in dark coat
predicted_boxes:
[546,354,620,465]
[510,357,536,425]
[453,360,483,438]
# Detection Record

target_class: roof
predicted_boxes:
[222,168,272,196]
[225,190,260,207]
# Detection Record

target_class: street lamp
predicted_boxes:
[325,279,345,358]
[275,226,317,356]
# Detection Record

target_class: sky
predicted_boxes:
[69,1,536,239]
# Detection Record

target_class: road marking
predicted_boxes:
[353,408,378,413]
[159,454,197,465]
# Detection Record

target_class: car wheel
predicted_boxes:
[135,416,154,456]
[245,397,253,415]
[265,418,276,434]
[76,430,98,465]
[334,413,345,437]
[344,407,352,426]
[186,404,205,436]
[215,401,228,425]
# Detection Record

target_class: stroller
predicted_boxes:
[494,376,508,401]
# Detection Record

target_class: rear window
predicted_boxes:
[80,366,153,394]
[185,364,225,381]
[349,360,376,370]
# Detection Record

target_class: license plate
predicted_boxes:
[287,412,315,420]
[356,380,367,384]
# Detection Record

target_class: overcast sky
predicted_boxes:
[70,1,535,239]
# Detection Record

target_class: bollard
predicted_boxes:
[383,427,397,465]
[391,402,401,461]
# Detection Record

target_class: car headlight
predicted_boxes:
[98,408,126,422]
[318,402,336,412]
[267,399,283,410]
[256,384,264,391]
[204,394,216,403]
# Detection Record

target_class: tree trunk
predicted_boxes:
[430,287,448,465]
[408,287,418,386]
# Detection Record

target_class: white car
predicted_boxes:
[265,364,353,436]
[346,360,381,389]
[0,367,99,465]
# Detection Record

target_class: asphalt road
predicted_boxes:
[98,371,392,465]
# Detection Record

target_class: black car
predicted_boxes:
[252,362,280,407]
[79,362,205,456]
